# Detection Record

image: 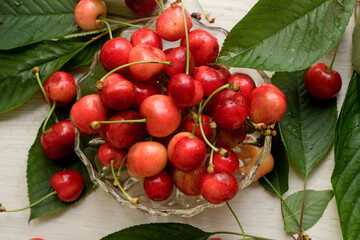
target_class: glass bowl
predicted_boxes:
[74,18,272,217]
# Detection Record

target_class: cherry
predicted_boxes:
[70,94,108,134]
[127,141,168,178]
[131,28,162,49]
[50,170,85,202]
[128,44,167,81]
[216,124,247,150]
[212,65,231,83]
[236,145,274,181]
[193,65,226,98]
[132,82,160,110]
[40,120,75,161]
[170,136,206,172]
[180,29,219,66]
[42,71,76,107]
[165,47,196,78]
[143,170,173,201]
[172,165,206,196]
[139,94,182,137]
[305,63,342,100]
[200,172,238,204]
[167,131,193,161]
[105,110,146,149]
[125,0,158,15]
[212,89,248,130]
[184,113,214,142]
[228,73,256,100]
[205,149,239,175]
[155,5,193,42]
[74,0,107,31]
[248,83,286,126]
[100,37,133,74]
[97,142,127,169]
[97,73,135,111]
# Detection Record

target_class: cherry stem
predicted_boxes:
[299,176,308,237]
[98,16,143,29]
[154,0,165,11]
[181,0,190,75]
[2,191,57,212]
[211,231,275,240]
[111,160,140,205]
[245,120,276,136]
[33,67,58,123]
[195,0,214,23]
[96,19,113,39]
[90,118,147,130]
[226,202,247,240]
[99,60,172,83]
[42,100,57,133]
[206,133,219,173]
[327,42,340,72]
[117,153,128,177]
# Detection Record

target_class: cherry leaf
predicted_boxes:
[272,70,337,176]
[282,190,334,232]
[100,223,212,240]
[217,0,355,71]
[352,16,360,74]
[332,72,360,240]
[27,107,94,221]
[0,0,79,50]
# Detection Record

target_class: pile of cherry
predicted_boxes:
[69,4,287,205]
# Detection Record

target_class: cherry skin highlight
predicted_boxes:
[131,28,162,49]
[50,170,85,202]
[74,0,107,31]
[143,170,173,201]
[40,120,75,161]
[305,63,342,100]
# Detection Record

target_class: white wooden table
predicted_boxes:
[0,1,354,239]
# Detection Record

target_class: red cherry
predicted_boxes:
[167,131,193,161]
[228,73,256,100]
[42,71,76,107]
[200,172,238,204]
[180,29,219,66]
[155,6,192,42]
[97,73,135,111]
[131,28,162,49]
[70,94,108,134]
[212,89,248,130]
[74,0,107,31]
[50,170,85,202]
[216,124,246,150]
[212,65,231,83]
[248,83,287,126]
[100,37,133,74]
[172,165,206,196]
[132,82,160,110]
[125,0,158,15]
[183,114,214,142]
[193,65,226,97]
[305,63,342,100]
[40,120,75,161]
[97,142,127,169]
[143,170,173,201]
[205,149,239,175]
[165,47,196,78]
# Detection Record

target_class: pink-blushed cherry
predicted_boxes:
[205,149,239,175]
[172,165,206,196]
[228,73,256,100]
[155,5,193,42]
[165,47,196,78]
[97,73,135,111]
[97,142,127,169]
[212,89,248,130]
[40,120,75,161]
[193,65,226,98]
[70,94,108,134]
[180,29,219,66]
[127,141,168,178]
[131,28,162,49]
[105,110,146,149]
[74,0,107,31]
[200,172,238,204]
[100,37,133,75]
[50,170,85,202]
[128,44,167,81]
[125,0,158,15]
[216,124,246,150]
[305,63,342,100]
[143,170,173,201]
[42,71,76,107]
[167,131,193,161]
[248,83,286,126]
[132,82,160,110]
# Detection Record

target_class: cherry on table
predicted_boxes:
[143,170,173,201]
[74,0,107,31]
[50,170,85,202]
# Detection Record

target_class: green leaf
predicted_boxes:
[272,70,337,176]
[332,72,360,240]
[282,190,334,233]
[217,0,355,71]
[27,107,94,221]
[352,16,360,74]
[0,0,79,50]
[259,123,289,196]
[100,223,212,240]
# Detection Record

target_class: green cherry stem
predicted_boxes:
[111,160,140,205]
[181,0,190,74]
[116,153,128,177]
[211,231,275,240]
[90,119,147,130]
[299,176,308,237]
[96,19,113,39]
[226,201,247,240]
[1,191,57,212]
[327,42,339,72]
[42,100,57,133]
[195,0,215,23]
[98,16,143,29]
[154,0,165,11]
